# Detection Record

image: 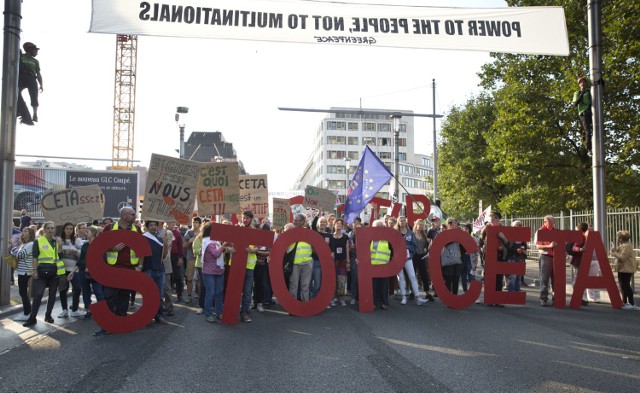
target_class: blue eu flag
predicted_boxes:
[344,145,393,224]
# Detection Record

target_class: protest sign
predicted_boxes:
[196,161,240,215]
[272,197,291,229]
[304,185,336,212]
[239,174,269,218]
[143,154,199,224]
[40,184,105,224]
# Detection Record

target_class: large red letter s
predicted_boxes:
[87,230,159,334]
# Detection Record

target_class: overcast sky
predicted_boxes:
[12,0,507,192]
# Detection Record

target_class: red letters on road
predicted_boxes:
[428,229,482,309]
[211,223,275,325]
[87,230,159,334]
[89,224,623,333]
[355,227,407,313]
[269,228,336,317]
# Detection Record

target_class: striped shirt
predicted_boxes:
[11,241,34,276]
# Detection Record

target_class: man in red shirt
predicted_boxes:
[535,215,557,306]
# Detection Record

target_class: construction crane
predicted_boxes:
[112,34,137,170]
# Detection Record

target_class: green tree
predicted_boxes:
[438,0,640,216]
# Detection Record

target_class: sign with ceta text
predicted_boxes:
[239,174,269,219]
[304,185,336,212]
[196,161,240,216]
[40,184,105,224]
[90,0,569,56]
[143,154,199,225]
[272,197,291,229]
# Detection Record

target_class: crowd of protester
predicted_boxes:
[8,207,638,333]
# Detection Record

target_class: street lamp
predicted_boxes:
[175,106,189,159]
[390,112,402,203]
[344,156,351,203]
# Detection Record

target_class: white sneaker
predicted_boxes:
[257,303,264,313]
[340,300,347,307]
[350,299,357,305]
[400,296,407,305]
[58,309,69,318]
[330,299,336,307]
[416,297,428,306]
[14,314,29,321]
[622,303,634,310]
[632,305,640,310]
[70,310,84,317]
[196,308,204,315]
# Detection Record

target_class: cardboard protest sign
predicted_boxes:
[196,161,240,216]
[143,154,199,224]
[239,174,269,219]
[272,198,291,229]
[304,185,336,212]
[40,184,105,224]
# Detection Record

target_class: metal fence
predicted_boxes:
[506,207,640,250]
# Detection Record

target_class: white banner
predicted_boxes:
[90,0,569,56]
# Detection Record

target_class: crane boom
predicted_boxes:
[112,34,138,170]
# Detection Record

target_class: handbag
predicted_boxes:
[283,242,298,276]
[3,255,18,270]
[36,263,57,279]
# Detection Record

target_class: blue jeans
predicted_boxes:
[507,260,521,292]
[204,274,224,317]
[241,269,254,313]
[197,268,206,309]
[310,258,322,299]
[145,269,165,318]
[350,259,358,300]
[77,270,93,311]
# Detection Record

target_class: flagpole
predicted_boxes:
[432,79,438,201]
[390,113,402,205]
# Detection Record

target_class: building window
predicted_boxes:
[398,152,407,161]
[400,124,407,132]
[379,137,390,146]
[362,137,376,146]
[422,157,431,167]
[397,138,407,147]
[348,137,359,145]
[327,136,346,145]
[327,121,337,130]
[327,165,346,174]
[327,150,346,159]
[348,122,359,131]
[378,123,391,132]
[347,151,359,160]
[379,152,392,159]
[363,122,376,131]
[336,122,346,130]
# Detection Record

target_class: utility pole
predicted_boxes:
[432,79,438,201]
[588,0,606,244]
[0,0,22,306]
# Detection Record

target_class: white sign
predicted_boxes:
[90,0,569,56]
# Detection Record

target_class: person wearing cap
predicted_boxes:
[18,42,43,125]
[572,76,592,151]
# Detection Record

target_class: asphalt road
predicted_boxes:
[1,288,639,393]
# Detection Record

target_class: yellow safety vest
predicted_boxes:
[370,241,391,265]
[106,221,140,265]
[293,242,312,265]
[229,245,258,270]
[37,237,65,275]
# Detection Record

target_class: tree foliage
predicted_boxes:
[438,0,640,218]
